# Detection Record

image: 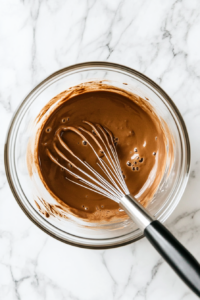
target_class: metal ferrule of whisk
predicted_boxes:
[47,121,154,231]
[120,194,154,230]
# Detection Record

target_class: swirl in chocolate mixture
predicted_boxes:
[36,86,169,223]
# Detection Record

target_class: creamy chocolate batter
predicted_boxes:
[36,86,167,223]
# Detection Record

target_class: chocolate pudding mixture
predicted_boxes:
[37,88,167,222]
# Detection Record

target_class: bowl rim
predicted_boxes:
[4,61,191,249]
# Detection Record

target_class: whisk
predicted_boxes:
[47,121,200,296]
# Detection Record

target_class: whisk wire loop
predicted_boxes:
[46,121,130,202]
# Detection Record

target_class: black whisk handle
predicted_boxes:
[144,220,200,297]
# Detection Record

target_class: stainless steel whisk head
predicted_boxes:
[46,121,129,203]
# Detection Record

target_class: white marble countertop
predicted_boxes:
[0,0,200,299]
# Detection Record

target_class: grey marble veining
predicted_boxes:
[0,0,200,299]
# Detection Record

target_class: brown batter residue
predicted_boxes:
[33,83,171,223]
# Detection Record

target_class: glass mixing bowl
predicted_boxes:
[4,62,190,249]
